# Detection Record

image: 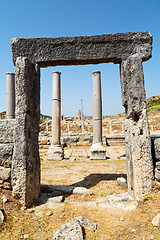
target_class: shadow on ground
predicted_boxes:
[40,173,127,199]
[70,173,127,189]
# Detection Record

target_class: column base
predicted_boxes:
[90,143,106,160]
[47,145,64,160]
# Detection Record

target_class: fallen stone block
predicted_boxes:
[151,213,160,227]
[107,192,134,204]
[53,219,83,240]
[75,216,97,230]
[73,187,92,195]
[117,177,127,188]
[53,216,97,239]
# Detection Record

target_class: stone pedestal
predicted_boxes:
[48,71,64,160]
[48,145,64,160]
[90,143,106,160]
[90,71,106,160]
[6,73,15,119]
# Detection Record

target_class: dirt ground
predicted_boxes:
[0,146,160,240]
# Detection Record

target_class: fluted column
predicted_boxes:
[90,71,106,160]
[6,73,15,119]
[48,71,64,160]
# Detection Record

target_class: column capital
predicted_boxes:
[52,71,61,75]
[6,72,15,76]
[92,71,101,75]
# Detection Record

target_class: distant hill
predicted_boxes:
[147,96,160,113]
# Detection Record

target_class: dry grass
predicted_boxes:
[0,146,160,240]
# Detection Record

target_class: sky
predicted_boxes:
[0,0,160,117]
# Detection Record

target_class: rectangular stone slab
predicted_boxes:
[11,31,152,67]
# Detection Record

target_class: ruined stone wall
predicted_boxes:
[0,119,15,190]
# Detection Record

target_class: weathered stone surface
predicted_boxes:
[72,202,97,208]
[107,192,134,204]
[53,219,83,240]
[90,143,106,160]
[11,32,152,67]
[153,138,160,161]
[75,216,97,230]
[61,136,78,144]
[124,113,153,200]
[156,161,160,170]
[38,193,64,204]
[12,57,40,206]
[72,187,92,195]
[120,55,153,200]
[0,166,11,180]
[106,134,125,146]
[0,120,15,143]
[53,217,97,239]
[0,144,13,167]
[120,54,146,119]
[47,145,64,160]
[46,196,64,204]
[155,169,160,181]
[0,210,4,226]
[117,177,127,188]
[2,196,8,204]
[3,182,11,190]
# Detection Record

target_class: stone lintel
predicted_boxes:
[11,31,152,67]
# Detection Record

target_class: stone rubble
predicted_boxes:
[151,213,160,227]
[117,177,127,188]
[53,219,83,240]
[53,216,97,240]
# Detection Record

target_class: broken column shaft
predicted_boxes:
[90,71,106,160]
[6,73,15,119]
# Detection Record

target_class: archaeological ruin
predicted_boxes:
[0,31,158,206]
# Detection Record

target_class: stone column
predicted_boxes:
[6,73,15,119]
[48,71,64,160]
[120,54,153,200]
[90,71,106,160]
[12,57,40,207]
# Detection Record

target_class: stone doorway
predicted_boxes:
[11,32,153,206]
